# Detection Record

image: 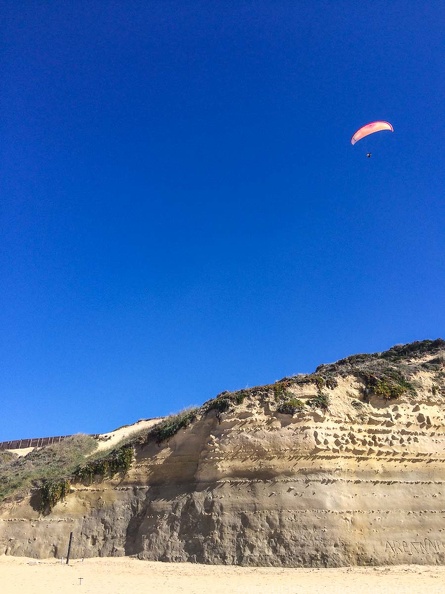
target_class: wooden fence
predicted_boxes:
[0,435,73,450]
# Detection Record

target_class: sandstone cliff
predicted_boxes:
[1,339,445,567]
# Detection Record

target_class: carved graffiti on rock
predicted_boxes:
[385,538,444,556]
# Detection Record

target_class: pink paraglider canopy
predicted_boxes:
[351,121,394,145]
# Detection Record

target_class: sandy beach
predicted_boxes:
[1,556,445,594]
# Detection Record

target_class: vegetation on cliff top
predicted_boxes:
[0,339,443,508]
[40,444,134,513]
[0,434,97,503]
[0,432,135,512]
[144,408,199,444]
[314,339,445,401]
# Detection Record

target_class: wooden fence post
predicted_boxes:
[66,532,74,565]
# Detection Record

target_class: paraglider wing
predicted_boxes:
[351,121,394,145]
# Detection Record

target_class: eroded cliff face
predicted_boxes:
[1,342,445,567]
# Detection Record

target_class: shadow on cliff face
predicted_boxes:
[124,482,223,561]
[124,412,218,558]
[29,488,42,513]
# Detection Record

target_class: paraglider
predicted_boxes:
[351,121,394,145]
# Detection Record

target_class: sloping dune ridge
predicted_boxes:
[1,339,445,568]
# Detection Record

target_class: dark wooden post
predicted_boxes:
[66,532,74,565]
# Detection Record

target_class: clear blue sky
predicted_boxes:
[1,2,444,440]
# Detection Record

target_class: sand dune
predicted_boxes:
[1,556,445,594]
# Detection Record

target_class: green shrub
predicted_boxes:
[73,444,133,484]
[206,397,231,413]
[277,398,304,415]
[148,408,199,444]
[40,478,71,512]
[204,390,247,415]
[314,376,325,391]
[381,339,445,361]
[234,391,247,405]
[361,368,415,401]
[312,374,338,391]
[373,379,405,400]
[307,393,329,410]
[273,382,291,400]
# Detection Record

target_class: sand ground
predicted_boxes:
[1,556,445,594]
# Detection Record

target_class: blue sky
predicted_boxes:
[1,2,444,440]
